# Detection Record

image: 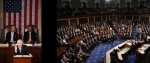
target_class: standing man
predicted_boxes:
[23,25,37,44]
[5,25,18,44]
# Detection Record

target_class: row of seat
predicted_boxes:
[57,7,150,16]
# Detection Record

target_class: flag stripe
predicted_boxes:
[26,0,30,26]
[14,12,16,28]
[3,0,39,35]
[21,0,24,35]
[30,0,32,25]
[35,0,38,28]
[24,0,27,29]
[16,13,19,33]
[19,13,21,35]
[32,0,35,25]
[11,13,14,25]
[8,13,11,25]
[6,13,9,26]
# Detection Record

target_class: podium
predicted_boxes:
[13,55,32,63]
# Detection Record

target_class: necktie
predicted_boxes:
[29,32,31,41]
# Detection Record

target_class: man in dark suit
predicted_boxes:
[23,25,37,44]
[5,25,18,44]
[14,39,32,55]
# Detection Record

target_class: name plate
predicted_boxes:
[14,55,32,57]
[0,44,9,47]
[24,44,33,46]
[12,44,16,46]
[34,44,41,46]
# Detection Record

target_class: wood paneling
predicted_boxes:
[127,2,131,8]
[102,16,106,20]
[95,17,101,21]
[70,19,77,25]
[126,16,132,19]
[57,20,68,28]
[110,15,114,19]
[0,49,5,63]
[121,15,125,19]
[134,16,139,20]
[79,18,88,24]
[141,17,149,20]
[89,17,94,23]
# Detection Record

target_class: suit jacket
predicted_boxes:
[23,31,37,44]
[14,45,30,55]
[5,31,18,43]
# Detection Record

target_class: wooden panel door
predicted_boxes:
[37,47,41,63]
[89,17,94,23]
[70,19,77,25]
[57,20,69,28]
[28,47,38,63]
[0,49,6,63]
[6,47,13,63]
[79,18,88,24]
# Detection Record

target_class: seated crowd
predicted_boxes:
[57,18,150,63]
[136,20,149,42]
[57,25,84,47]
[111,19,133,39]
[57,20,117,63]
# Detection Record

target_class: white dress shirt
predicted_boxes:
[10,32,14,42]
[15,47,21,53]
[19,47,21,53]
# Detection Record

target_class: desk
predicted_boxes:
[0,45,41,63]
[137,44,150,54]
[67,36,83,45]
[105,40,131,63]
[117,47,130,60]
[105,40,130,63]
[136,44,150,63]
[57,47,67,57]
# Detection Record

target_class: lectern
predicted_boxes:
[13,55,32,63]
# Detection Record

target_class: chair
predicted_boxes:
[22,25,39,43]
[1,25,17,43]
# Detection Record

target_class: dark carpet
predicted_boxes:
[84,38,125,63]
[85,25,137,63]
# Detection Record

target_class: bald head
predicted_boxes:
[17,39,23,47]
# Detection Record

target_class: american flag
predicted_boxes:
[3,0,39,35]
